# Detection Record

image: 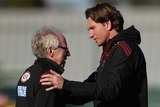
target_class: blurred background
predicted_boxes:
[0,0,160,107]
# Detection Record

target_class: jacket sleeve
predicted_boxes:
[63,79,95,104]
[64,71,98,104]
[62,45,134,103]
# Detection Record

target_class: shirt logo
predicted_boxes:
[21,71,30,83]
[17,86,27,97]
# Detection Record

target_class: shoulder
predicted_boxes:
[20,64,43,82]
[109,41,132,63]
[115,41,132,57]
[27,64,42,72]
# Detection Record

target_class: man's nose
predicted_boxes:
[89,30,94,39]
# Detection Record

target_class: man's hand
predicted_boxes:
[40,70,64,91]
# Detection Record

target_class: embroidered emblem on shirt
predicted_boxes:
[21,71,30,83]
[17,86,27,97]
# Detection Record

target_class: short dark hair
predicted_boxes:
[85,3,124,32]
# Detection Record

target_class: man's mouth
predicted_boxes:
[94,38,97,43]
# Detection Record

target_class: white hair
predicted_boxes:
[31,26,61,58]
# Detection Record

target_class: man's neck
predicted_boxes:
[102,29,118,50]
[109,29,118,40]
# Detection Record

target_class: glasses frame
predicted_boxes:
[58,46,68,50]
[58,45,69,56]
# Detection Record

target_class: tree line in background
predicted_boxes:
[93,0,160,5]
[0,0,159,8]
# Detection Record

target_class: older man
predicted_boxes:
[16,26,70,107]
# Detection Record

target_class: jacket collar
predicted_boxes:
[34,57,64,74]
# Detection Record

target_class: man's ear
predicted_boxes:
[104,20,112,31]
[46,47,54,57]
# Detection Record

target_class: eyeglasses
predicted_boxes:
[58,46,68,50]
[58,45,70,56]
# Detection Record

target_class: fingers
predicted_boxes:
[40,72,55,86]
[50,70,59,76]
[40,70,63,91]
[45,86,54,91]
[40,75,52,82]
[41,73,53,78]
[45,85,58,91]
[41,70,58,79]
[41,81,52,85]
[40,77,48,82]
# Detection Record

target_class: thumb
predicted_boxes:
[45,86,56,91]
